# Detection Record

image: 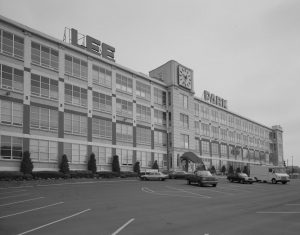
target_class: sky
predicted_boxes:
[0,0,299,166]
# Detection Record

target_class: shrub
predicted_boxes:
[32,171,64,179]
[112,155,120,175]
[221,165,226,174]
[196,164,206,171]
[243,166,249,175]
[236,167,241,173]
[133,161,141,175]
[70,170,94,178]
[120,171,138,178]
[228,165,234,175]
[59,154,70,174]
[152,160,159,170]
[20,151,33,174]
[88,153,97,174]
[0,171,24,181]
[210,165,216,174]
[98,171,119,178]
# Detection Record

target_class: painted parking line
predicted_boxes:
[0,189,27,195]
[166,186,211,198]
[257,211,300,214]
[0,197,44,207]
[36,179,137,187]
[141,187,210,199]
[0,193,30,200]
[16,208,91,235]
[0,202,64,219]
[112,218,135,235]
[286,204,300,206]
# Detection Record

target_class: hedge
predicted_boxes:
[32,171,65,179]
[0,171,24,181]
[69,170,94,179]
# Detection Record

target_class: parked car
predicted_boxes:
[186,170,218,187]
[227,173,254,184]
[168,170,190,179]
[140,171,168,181]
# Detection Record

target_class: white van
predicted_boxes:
[250,165,290,184]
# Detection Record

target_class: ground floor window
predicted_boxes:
[137,151,151,167]
[0,135,22,160]
[116,149,133,166]
[92,146,112,165]
[64,143,87,164]
[30,139,57,162]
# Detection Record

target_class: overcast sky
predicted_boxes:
[0,0,299,166]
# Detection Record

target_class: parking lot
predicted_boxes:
[0,178,300,235]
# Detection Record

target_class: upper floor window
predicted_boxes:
[64,112,87,135]
[31,73,58,100]
[154,131,167,146]
[92,65,112,88]
[1,64,23,92]
[181,134,189,149]
[116,123,133,143]
[195,121,200,134]
[201,123,210,137]
[211,126,219,139]
[116,98,133,117]
[65,83,87,107]
[92,117,112,139]
[180,94,188,109]
[154,109,166,126]
[65,55,88,79]
[180,113,189,129]
[93,91,112,113]
[220,112,227,125]
[136,104,151,122]
[201,105,209,120]
[194,103,200,116]
[228,131,235,142]
[235,118,241,130]
[136,81,150,100]
[31,42,59,70]
[0,100,23,126]
[220,128,227,140]
[0,29,24,59]
[201,140,210,154]
[154,88,166,106]
[211,109,219,122]
[116,73,132,94]
[136,127,151,145]
[30,106,58,131]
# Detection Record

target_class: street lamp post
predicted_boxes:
[292,156,294,176]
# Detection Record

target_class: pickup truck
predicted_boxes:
[227,173,254,184]
[186,170,218,187]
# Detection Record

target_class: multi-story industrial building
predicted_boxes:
[0,15,283,172]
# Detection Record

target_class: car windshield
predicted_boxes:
[239,173,248,177]
[273,168,287,173]
[197,171,212,176]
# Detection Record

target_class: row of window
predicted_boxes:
[194,102,270,138]
[0,29,24,59]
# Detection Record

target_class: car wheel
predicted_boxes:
[198,181,202,187]
[282,181,287,184]
[187,180,191,185]
[241,179,245,184]
[271,178,277,184]
[212,184,217,187]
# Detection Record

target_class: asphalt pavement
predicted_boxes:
[0,177,299,235]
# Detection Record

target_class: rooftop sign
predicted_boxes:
[70,28,115,62]
[203,90,227,109]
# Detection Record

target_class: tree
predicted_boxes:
[88,152,97,174]
[133,161,141,175]
[59,154,70,174]
[236,167,241,173]
[20,151,33,174]
[242,166,249,175]
[152,160,159,170]
[112,155,120,175]
[221,165,226,175]
[210,165,216,174]
[228,165,234,175]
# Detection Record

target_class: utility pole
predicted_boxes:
[292,156,294,176]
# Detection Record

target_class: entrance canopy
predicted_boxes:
[180,152,204,164]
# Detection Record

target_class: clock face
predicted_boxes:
[178,65,192,89]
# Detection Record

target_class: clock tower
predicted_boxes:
[149,60,196,170]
